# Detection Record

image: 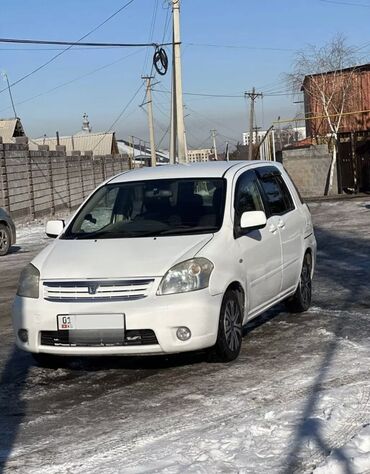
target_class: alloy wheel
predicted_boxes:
[300,259,312,307]
[223,299,242,352]
[0,229,9,252]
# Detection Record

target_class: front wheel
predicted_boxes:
[285,253,312,313]
[0,224,11,256]
[208,289,243,362]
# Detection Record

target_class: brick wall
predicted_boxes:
[282,145,338,197]
[0,137,133,220]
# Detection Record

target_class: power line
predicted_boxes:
[153,89,243,98]
[161,3,172,44]
[0,48,145,114]
[274,108,370,125]
[0,46,152,51]
[142,0,160,75]
[153,88,297,99]
[184,42,296,52]
[0,0,138,95]
[92,83,145,152]
[0,38,173,48]
[320,0,370,6]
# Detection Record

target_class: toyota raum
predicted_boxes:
[13,161,316,364]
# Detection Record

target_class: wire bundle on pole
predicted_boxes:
[153,47,168,75]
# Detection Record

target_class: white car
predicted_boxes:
[13,161,316,364]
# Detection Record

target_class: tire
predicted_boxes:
[285,253,312,313]
[0,224,11,256]
[208,289,243,362]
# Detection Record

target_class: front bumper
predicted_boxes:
[12,288,222,356]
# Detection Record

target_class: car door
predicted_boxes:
[233,169,283,313]
[256,166,305,295]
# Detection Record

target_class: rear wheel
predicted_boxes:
[285,253,312,313]
[208,289,243,362]
[0,224,11,256]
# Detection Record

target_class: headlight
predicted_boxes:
[157,258,214,296]
[17,264,40,299]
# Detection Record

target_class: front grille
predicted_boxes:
[43,279,154,302]
[40,329,158,347]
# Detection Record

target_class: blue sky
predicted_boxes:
[1,0,369,150]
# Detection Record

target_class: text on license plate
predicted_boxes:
[57,314,124,331]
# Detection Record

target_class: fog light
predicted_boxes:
[18,329,28,343]
[176,327,191,341]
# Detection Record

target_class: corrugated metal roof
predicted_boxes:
[117,140,169,162]
[29,132,116,155]
[0,118,22,143]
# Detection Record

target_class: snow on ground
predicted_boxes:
[313,425,370,474]
[0,198,370,473]
[15,221,46,243]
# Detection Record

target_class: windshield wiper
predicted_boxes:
[157,226,218,236]
[69,229,167,239]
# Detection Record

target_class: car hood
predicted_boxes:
[33,234,214,280]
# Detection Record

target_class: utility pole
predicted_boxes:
[245,87,262,160]
[172,0,187,163]
[130,135,135,168]
[225,142,230,162]
[169,27,177,164]
[142,76,156,167]
[211,129,218,160]
[1,72,17,119]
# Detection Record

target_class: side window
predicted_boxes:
[234,171,264,230]
[259,174,294,216]
[79,187,119,232]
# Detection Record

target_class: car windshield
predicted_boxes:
[62,178,226,239]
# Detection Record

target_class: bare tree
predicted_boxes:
[288,34,360,192]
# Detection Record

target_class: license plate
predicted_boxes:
[57,314,124,331]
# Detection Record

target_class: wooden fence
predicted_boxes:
[0,137,133,220]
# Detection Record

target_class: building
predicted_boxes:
[29,114,119,155]
[0,117,26,143]
[243,127,306,148]
[302,63,370,137]
[187,148,212,163]
[242,130,268,146]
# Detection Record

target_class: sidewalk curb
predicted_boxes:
[305,193,370,203]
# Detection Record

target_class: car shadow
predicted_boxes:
[49,350,208,372]
[243,305,283,336]
[6,246,22,255]
[0,347,31,473]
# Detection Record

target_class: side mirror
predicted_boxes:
[240,211,267,231]
[45,220,65,238]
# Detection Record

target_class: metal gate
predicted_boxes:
[338,131,370,193]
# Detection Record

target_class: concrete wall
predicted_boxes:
[0,137,133,221]
[282,145,338,197]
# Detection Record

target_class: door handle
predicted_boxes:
[269,224,277,234]
[277,220,285,229]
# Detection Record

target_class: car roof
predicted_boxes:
[109,160,281,183]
